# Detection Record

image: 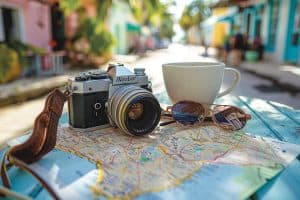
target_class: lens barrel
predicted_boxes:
[108,85,161,136]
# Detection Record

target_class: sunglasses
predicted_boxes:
[160,101,251,131]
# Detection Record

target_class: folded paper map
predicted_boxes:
[56,124,300,199]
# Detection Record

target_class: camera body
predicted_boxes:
[68,63,154,131]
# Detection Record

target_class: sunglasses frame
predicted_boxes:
[162,101,251,130]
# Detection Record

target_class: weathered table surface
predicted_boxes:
[1,92,300,200]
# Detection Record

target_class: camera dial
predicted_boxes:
[75,74,89,81]
[83,70,106,80]
[109,63,124,68]
[134,68,145,76]
[90,73,108,80]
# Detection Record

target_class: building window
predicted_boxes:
[268,0,280,50]
[0,6,21,42]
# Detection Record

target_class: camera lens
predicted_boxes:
[128,102,143,120]
[108,85,161,136]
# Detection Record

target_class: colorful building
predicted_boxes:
[0,0,52,51]
[108,0,141,55]
[202,0,300,65]
[201,7,238,47]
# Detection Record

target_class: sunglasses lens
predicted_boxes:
[212,105,248,130]
[172,101,205,125]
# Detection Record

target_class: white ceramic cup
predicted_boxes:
[162,62,240,104]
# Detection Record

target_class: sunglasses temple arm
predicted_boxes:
[0,186,31,200]
[246,114,252,120]
[161,113,172,117]
[160,120,176,126]
[204,116,213,122]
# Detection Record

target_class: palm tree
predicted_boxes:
[125,0,175,39]
[179,0,211,32]
[179,7,194,32]
[125,0,162,26]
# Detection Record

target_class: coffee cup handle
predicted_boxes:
[216,68,240,98]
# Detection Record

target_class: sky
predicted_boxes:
[169,0,194,19]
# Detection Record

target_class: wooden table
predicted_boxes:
[1,93,300,200]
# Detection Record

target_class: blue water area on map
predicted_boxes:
[136,163,261,200]
[59,113,69,124]
[256,159,300,200]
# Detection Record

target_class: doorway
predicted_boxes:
[284,0,300,64]
[0,6,22,42]
[255,19,262,37]
[50,3,65,51]
[246,13,251,36]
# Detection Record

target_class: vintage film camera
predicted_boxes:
[67,63,161,136]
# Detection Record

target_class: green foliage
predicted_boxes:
[179,7,193,32]
[179,0,211,32]
[160,20,175,39]
[95,0,112,21]
[0,44,13,79]
[126,0,142,24]
[58,0,115,61]
[75,18,114,55]
[125,0,164,26]
[0,41,44,82]
[0,43,21,83]
[6,40,45,68]
[59,0,175,58]
[126,0,175,39]
[7,40,45,55]
[78,17,96,38]
[60,0,82,16]
[159,9,175,39]
[90,30,114,55]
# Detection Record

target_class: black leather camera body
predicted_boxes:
[68,70,110,129]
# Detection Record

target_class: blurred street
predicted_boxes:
[1,43,300,145]
[130,44,300,108]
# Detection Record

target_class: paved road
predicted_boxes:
[130,44,300,108]
[1,44,300,145]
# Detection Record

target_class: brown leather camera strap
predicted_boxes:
[0,89,67,199]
